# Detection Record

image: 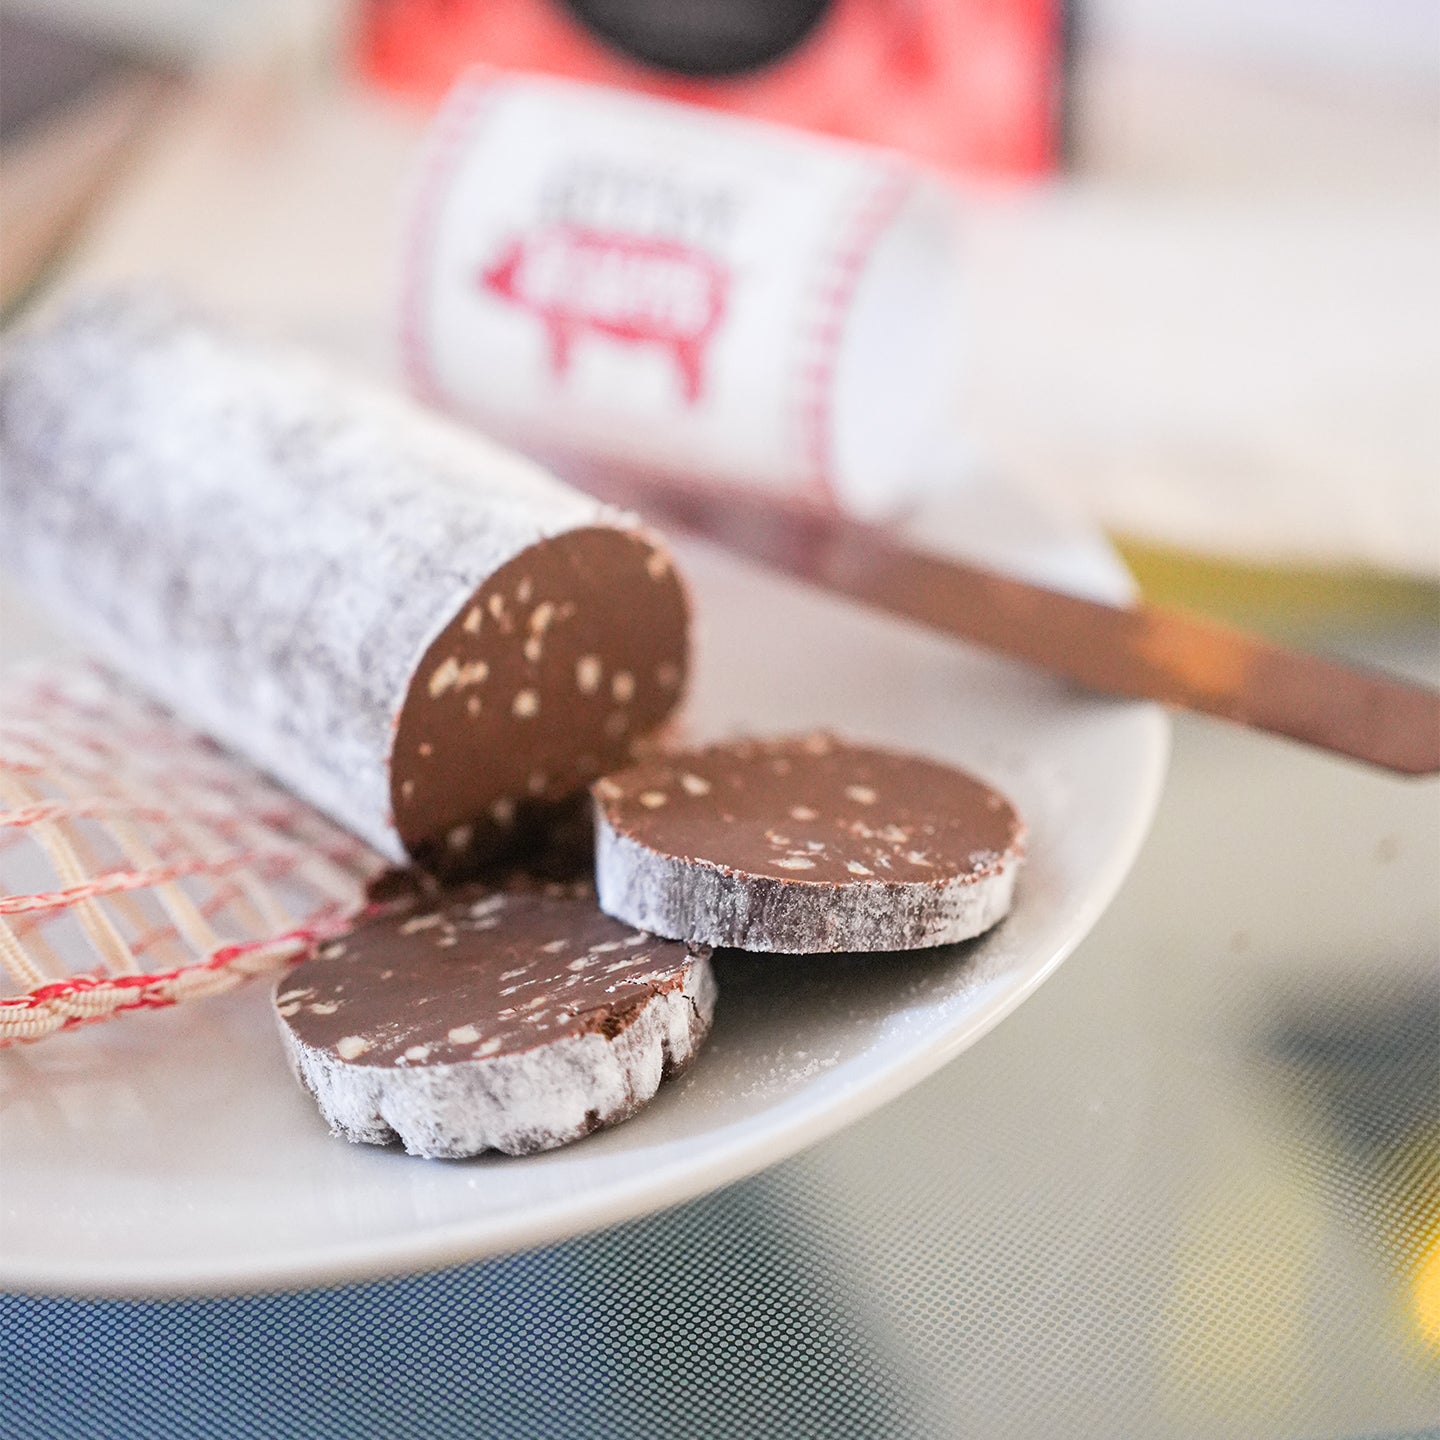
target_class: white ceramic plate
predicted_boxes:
[0,478,1168,1296]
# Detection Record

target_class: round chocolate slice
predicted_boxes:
[275,883,715,1158]
[592,733,1025,953]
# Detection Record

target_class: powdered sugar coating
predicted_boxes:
[0,290,684,861]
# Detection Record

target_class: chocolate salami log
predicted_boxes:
[0,291,689,866]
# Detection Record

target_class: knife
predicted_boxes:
[583,471,1440,777]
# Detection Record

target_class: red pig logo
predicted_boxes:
[479,225,729,406]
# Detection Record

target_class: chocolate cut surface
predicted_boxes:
[393,526,688,874]
[276,882,715,1158]
[593,733,1025,953]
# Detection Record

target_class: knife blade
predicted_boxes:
[584,471,1440,777]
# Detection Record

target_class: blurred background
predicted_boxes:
[1,0,1436,623]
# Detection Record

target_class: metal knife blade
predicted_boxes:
[584,471,1440,777]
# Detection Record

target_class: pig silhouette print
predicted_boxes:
[480,225,730,405]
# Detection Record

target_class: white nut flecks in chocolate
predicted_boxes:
[276,883,715,1158]
[393,530,685,874]
[0,291,688,866]
[593,734,1025,953]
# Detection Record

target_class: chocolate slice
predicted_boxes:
[592,733,1025,953]
[275,882,715,1158]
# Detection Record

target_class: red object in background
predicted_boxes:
[478,225,730,405]
[358,0,1069,179]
